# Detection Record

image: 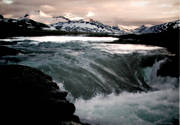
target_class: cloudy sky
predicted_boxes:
[0,0,179,26]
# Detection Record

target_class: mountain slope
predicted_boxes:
[0,16,60,38]
[133,25,149,33]
[133,20,180,34]
[51,18,125,35]
[0,16,50,30]
[0,14,179,37]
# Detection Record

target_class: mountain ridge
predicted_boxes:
[133,20,180,34]
[51,18,125,35]
[0,14,179,37]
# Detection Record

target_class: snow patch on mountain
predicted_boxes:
[118,25,138,33]
[133,20,180,34]
[51,18,126,35]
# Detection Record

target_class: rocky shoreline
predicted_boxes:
[0,64,89,125]
[114,28,179,77]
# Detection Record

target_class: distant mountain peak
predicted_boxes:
[133,20,180,34]
[139,25,148,28]
[51,18,126,35]
[53,16,71,22]
[118,25,138,33]
[0,15,49,30]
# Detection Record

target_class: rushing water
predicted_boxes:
[0,36,179,125]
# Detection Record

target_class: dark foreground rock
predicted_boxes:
[0,65,89,125]
[0,46,24,64]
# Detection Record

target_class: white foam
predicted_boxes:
[143,59,178,90]
[75,88,179,125]
[11,36,118,43]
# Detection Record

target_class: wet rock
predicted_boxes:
[0,65,88,125]
[140,55,165,67]
[0,40,18,45]
[157,55,179,77]
[0,45,22,56]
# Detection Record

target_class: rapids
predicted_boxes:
[0,36,178,125]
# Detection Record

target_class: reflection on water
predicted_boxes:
[92,44,163,54]
[0,36,118,43]
[1,36,164,54]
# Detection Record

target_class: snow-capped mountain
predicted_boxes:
[1,13,179,37]
[17,17,50,29]
[133,20,180,34]
[133,25,149,34]
[51,18,125,35]
[117,25,138,33]
[0,16,50,30]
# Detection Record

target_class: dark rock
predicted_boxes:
[0,40,18,45]
[140,55,165,67]
[0,14,3,19]
[0,65,88,125]
[51,90,68,100]
[24,14,29,18]
[0,45,22,56]
[157,55,179,77]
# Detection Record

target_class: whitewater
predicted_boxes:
[0,36,179,125]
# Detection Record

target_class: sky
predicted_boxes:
[0,0,179,27]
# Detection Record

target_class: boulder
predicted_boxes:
[0,65,88,125]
